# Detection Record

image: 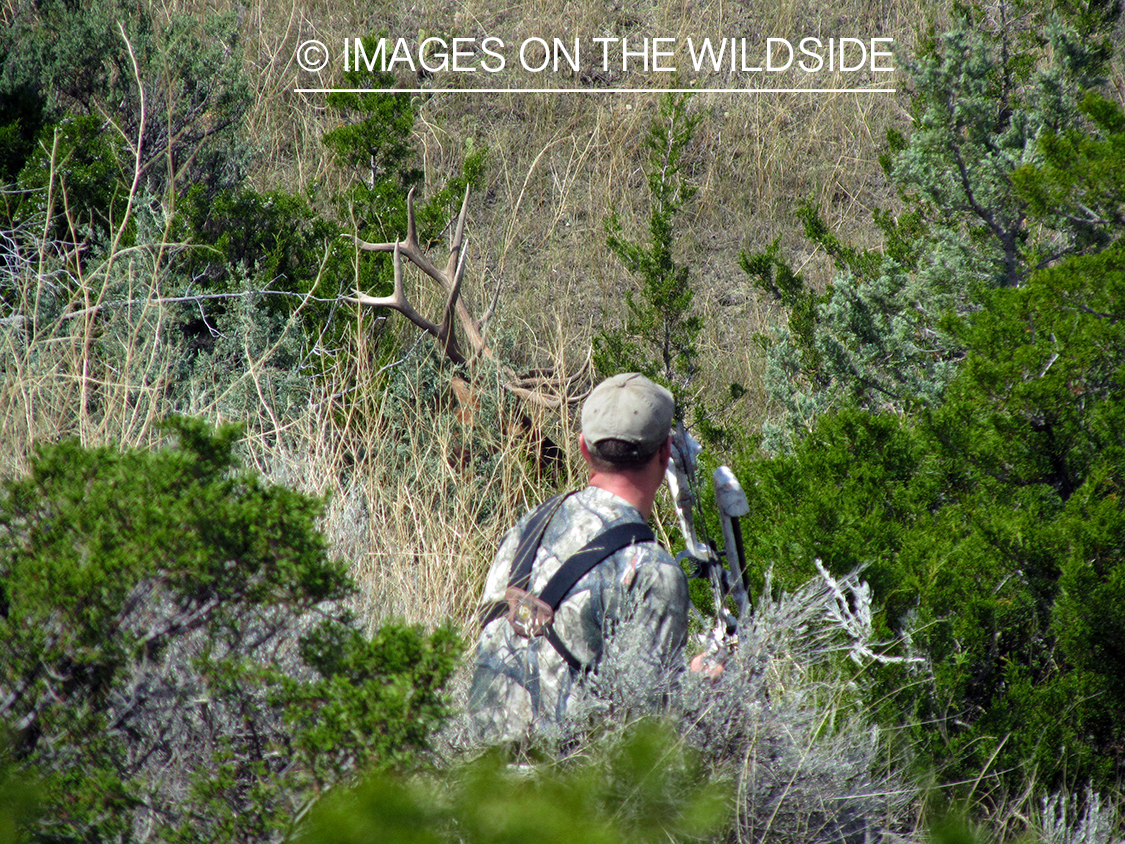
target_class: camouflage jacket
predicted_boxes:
[467,486,690,743]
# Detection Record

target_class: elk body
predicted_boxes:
[446,375,566,477]
[347,187,581,475]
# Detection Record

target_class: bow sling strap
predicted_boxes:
[479,495,656,672]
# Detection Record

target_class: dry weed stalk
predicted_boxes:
[699,566,920,844]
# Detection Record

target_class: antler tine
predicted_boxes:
[503,383,567,409]
[392,241,408,306]
[502,345,594,409]
[443,184,471,283]
[403,186,420,250]
[503,382,592,410]
[568,347,594,387]
[507,348,593,390]
[347,188,448,290]
[481,270,502,327]
[347,242,460,355]
[438,244,470,357]
[453,184,470,248]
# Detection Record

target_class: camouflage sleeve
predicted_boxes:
[602,549,690,708]
[478,524,522,607]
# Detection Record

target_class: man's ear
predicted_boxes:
[578,433,592,464]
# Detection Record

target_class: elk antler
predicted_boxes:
[347,186,591,409]
[347,185,486,365]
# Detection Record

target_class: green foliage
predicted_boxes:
[173,33,487,369]
[323,35,486,247]
[0,418,462,842]
[11,114,131,246]
[176,184,370,353]
[286,622,464,780]
[740,234,825,382]
[0,751,38,844]
[735,408,934,611]
[1,17,488,426]
[736,30,1125,793]
[596,92,703,413]
[1012,90,1125,255]
[322,38,423,202]
[0,0,251,202]
[733,237,1125,791]
[744,2,1123,449]
[0,83,45,185]
[735,15,1125,788]
[301,720,730,844]
[182,187,340,290]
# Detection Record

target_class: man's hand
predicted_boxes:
[690,653,725,681]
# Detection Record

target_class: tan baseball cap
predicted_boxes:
[581,373,674,455]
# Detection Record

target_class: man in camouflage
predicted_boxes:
[468,373,690,743]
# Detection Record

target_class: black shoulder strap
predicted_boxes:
[507,493,568,591]
[538,522,655,609]
[538,521,656,673]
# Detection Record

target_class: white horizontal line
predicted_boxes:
[294,87,897,94]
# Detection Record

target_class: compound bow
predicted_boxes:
[664,421,752,655]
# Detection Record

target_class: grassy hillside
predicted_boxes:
[240,0,939,427]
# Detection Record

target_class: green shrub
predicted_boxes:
[11,113,131,246]
[732,238,1125,792]
[302,720,730,844]
[743,1,1122,449]
[0,0,251,201]
[0,417,461,842]
[729,0,1125,791]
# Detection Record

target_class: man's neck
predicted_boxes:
[588,472,655,520]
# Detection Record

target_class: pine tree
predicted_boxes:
[595,93,702,415]
[743,0,1122,449]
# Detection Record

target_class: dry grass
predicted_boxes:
[0,191,536,645]
[0,224,566,641]
[256,350,574,632]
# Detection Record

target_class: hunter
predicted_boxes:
[468,372,691,742]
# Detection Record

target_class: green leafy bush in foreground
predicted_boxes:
[302,720,730,844]
[0,418,461,842]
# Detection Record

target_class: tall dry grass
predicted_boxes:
[256,346,580,631]
[2,179,551,645]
